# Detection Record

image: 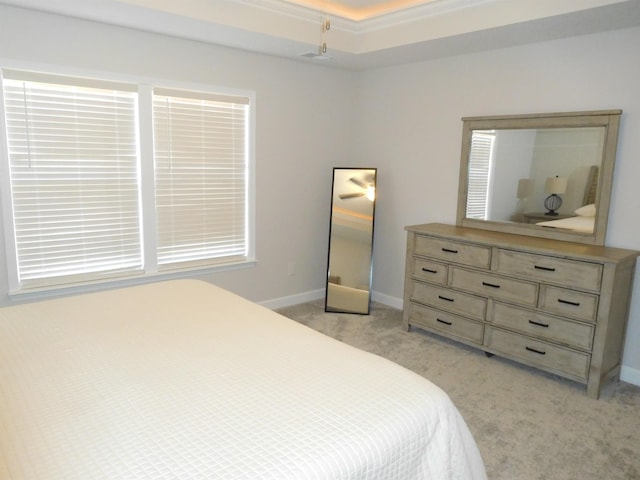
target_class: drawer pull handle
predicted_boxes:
[437,318,453,326]
[421,267,438,274]
[534,265,556,272]
[528,319,550,328]
[482,281,501,289]
[558,298,580,307]
[438,295,454,302]
[441,248,458,254]
[525,346,546,355]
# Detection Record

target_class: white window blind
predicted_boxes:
[153,88,249,268]
[466,131,495,220]
[2,71,141,286]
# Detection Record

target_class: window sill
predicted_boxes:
[8,259,257,304]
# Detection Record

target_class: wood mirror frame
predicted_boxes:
[456,110,622,246]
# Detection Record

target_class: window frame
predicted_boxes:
[152,87,251,271]
[0,67,256,297]
[465,130,496,221]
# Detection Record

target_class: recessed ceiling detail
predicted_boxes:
[281,0,440,21]
[1,0,639,69]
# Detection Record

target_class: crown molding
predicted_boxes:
[237,0,493,32]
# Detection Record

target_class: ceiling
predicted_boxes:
[1,0,640,69]
[283,0,441,21]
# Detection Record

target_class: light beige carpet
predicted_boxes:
[277,300,640,480]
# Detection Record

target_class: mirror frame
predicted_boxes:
[456,110,622,246]
[325,167,377,314]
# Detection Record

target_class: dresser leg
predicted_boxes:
[485,351,494,358]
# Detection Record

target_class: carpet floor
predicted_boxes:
[277,300,640,480]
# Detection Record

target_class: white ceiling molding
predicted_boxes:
[350,0,640,53]
[1,0,639,69]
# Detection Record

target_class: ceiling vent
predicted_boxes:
[300,52,333,60]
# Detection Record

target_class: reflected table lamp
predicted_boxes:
[544,176,567,216]
[517,178,533,200]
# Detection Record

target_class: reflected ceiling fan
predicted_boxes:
[339,174,375,201]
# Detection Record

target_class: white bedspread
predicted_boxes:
[0,279,486,479]
[536,215,595,233]
[326,282,370,312]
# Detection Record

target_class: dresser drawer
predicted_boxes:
[409,303,484,344]
[495,249,603,292]
[485,327,590,380]
[414,236,490,269]
[489,302,594,350]
[410,281,486,321]
[540,286,599,323]
[412,258,448,285]
[450,267,538,307]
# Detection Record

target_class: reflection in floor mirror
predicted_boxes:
[325,167,377,314]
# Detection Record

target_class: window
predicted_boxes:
[1,71,142,288]
[0,69,253,293]
[465,131,495,220]
[153,89,249,268]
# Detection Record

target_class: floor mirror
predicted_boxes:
[325,168,377,314]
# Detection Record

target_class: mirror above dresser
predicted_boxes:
[456,110,622,246]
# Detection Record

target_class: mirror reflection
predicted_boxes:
[325,168,376,314]
[466,127,604,233]
[457,110,621,246]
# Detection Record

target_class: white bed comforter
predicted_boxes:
[536,215,595,233]
[0,279,486,480]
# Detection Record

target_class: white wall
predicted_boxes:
[489,130,535,221]
[354,26,640,382]
[0,5,356,306]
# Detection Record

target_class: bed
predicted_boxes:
[0,279,486,479]
[536,214,595,233]
[326,281,371,313]
[536,203,596,233]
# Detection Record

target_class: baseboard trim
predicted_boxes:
[261,289,403,311]
[259,288,324,310]
[371,291,403,310]
[620,365,640,387]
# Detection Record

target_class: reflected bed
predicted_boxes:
[0,279,486,479]
[326,281,370,313]
[536,215,595,233]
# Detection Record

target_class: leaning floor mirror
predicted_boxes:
[325,168,377,314]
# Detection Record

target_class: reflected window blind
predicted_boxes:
[2,72,141,285]
[153,89,249,267]
[466,131,495,220]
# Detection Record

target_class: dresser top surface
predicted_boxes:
[406,223,639,263]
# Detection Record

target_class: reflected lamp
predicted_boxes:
[544,176,568,216]
[517,178,533,199]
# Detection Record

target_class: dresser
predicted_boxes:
[402,223,638,398]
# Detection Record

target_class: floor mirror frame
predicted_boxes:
[325,167,377,315]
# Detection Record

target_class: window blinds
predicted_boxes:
[2,72,141,285]
[466,131,495,220]
[152,88,249,267]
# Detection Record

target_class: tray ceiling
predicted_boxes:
[1,0,639,69]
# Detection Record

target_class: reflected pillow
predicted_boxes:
[575,204,596,217]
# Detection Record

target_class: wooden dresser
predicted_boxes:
[402,223,638,398]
